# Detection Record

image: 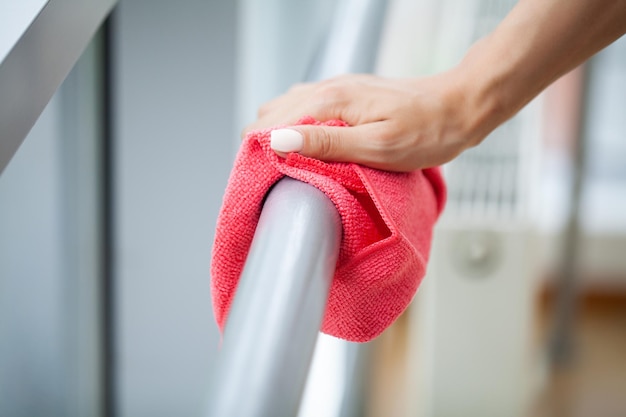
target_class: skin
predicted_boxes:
[243,0,626,172]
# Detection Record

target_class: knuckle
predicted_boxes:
[314,82,344,103]
[288,82,309,93]
[334,74,352,82]
[375,128,395,146]
[371,130,403,163]
[315,130,339,159]
[375,142,398,163]
[257,102,271,118]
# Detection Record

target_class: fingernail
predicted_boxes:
[271,129,303,153]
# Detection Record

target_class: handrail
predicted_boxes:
[0,0,117,175]
[207,1,388,416]
[207,179,341,416]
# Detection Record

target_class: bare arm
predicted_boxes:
[461,0,626,142]
[245,0,626,172]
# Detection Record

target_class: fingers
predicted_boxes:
[270,123,398,170]
[241,106,335,139]
[299,125,365,162]
[240,73,474,171]
[241,76,381,139]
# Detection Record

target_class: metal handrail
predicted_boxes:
[0,0,117,175]
[207,1,387,415]
[207,179,341,416]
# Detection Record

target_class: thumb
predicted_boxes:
[270,124,383,164]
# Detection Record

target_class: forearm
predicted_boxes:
[457,0,626,142]
[250,0,626,171]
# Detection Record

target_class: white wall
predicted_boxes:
[112,1,236,416]
[112,1,345,415]
[0,93,67,417]
[0,39,104,417]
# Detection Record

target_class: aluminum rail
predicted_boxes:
[207,178,342,416]
[0,0,117,175]
[207,1,387,416]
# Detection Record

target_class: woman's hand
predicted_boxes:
[243,71,497,172]
[242,0,626,172]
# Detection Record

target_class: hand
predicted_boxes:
[242,0,626,173]
[242,71,497,172]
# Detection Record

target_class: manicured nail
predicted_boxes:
[271,129,303,153]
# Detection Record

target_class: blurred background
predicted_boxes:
[0,1,624,417]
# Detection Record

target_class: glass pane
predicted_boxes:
[0,33,104,417]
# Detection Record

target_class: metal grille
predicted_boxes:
[445,119,522,220]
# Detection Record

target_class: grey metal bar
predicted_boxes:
[208,1,387,415]
[0,0,117,175]
[307,0,388,79]
[206,178,342,417]
[548,63,593,367]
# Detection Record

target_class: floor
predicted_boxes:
[530,294,626,417]
[367,290,626,417]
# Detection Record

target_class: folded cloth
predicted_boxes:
[211,117,446,342]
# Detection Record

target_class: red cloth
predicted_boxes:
[211,117,446,342]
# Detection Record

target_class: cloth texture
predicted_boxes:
[211,117,446,342]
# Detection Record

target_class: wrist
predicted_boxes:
[451,37,515,148]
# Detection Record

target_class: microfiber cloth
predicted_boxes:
[211,117,446,342]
